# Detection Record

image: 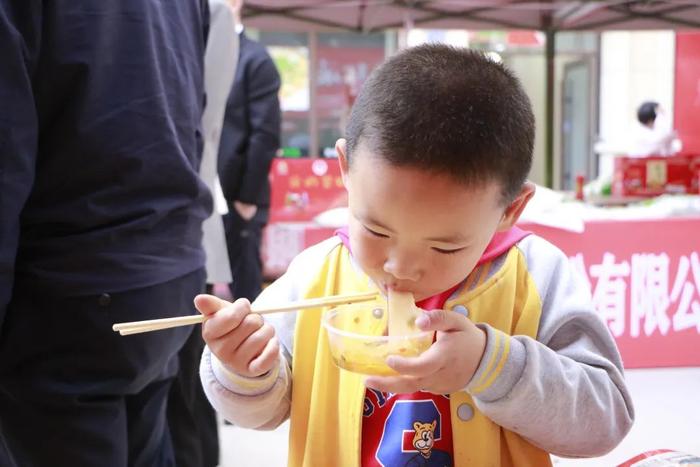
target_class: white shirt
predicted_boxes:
[200,0,239,283]
[627,112,681,157]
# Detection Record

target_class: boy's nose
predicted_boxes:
[383,255,421,282]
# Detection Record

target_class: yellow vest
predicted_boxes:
[289,243,552,467]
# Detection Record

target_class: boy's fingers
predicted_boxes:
[248,336,281,376]
[416,309,470,333]
[364,375,424,395]
[385,347,444,377]
[201,298,252,340]
[194,294,231,316]
[235,322,274,365]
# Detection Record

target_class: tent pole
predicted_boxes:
[309,31,319,158]
[545,27,555,188]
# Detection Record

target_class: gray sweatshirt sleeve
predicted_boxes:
[466,235,635,457]
[199,237,341,429]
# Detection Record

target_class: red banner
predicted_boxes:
[521,219,700,368]
[675,32,700,155]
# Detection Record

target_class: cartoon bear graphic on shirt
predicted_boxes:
[405,420,452,466]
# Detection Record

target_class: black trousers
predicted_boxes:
[167,322,219,467]
[0,268,204,467]
[223,207,266,301]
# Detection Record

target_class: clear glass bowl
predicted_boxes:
[322,303,434,376]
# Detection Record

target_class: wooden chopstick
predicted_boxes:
[112,291,379,336]
[117,314,205,335]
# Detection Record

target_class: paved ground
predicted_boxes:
[217,367,700,466]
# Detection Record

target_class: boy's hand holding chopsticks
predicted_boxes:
[196,295,280,378]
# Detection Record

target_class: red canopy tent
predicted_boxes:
[241,0,700,186]
[243,1,700,32]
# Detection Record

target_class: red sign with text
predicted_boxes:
[522,219,700,368]
[268,158,345,223]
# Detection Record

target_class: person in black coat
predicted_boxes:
[218,4,282,302]
[0,2,211,466]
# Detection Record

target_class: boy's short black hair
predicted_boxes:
[637,101,658,125]
[345,43,534,204]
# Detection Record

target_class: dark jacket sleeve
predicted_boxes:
[218,37,281,208]
[236,45,281,205]
[0,2,41,327]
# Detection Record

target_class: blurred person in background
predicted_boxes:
[167,1,238,466]
[0,1,211,466]
[629,101,682,157]
[218,0,282,303]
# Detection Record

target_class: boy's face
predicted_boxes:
[337,139,533,302]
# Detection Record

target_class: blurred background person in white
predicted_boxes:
[628,101,682,157]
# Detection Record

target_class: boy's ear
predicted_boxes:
[497,182,535,231]
[336,138,350,188]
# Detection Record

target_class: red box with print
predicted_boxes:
[612,154,695,197]
[268,158,346,223]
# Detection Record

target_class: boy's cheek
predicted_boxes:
[353,240,385,272]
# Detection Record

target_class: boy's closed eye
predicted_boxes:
[364,224,466,255]
[363,225,390,238]
[431,246,465,255]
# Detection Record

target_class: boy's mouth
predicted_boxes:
[378,281,438,303]
[379,281,414,296]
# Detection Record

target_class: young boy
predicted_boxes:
[197,44,634,466]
